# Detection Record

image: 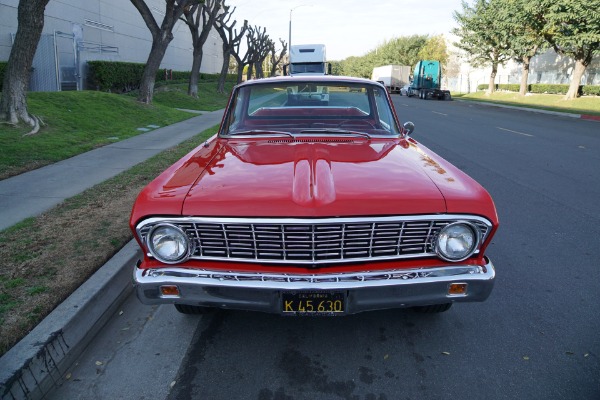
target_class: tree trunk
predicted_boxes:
[519,56,530,96]
[246,63,254,81]
[564,59,587,100]
[236,62,244,83]
[188,47,203,98]
[0,0,50,134]
[138,35,171,104]
[255,62,263,79]
[218,46,231,94]
[487,62,497,95]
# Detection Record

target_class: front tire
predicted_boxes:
[412,303,452,313]
[174,304,214,314]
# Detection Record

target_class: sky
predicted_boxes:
[224,0,468,61]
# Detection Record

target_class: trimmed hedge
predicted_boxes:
[0,62,6,92]
[582,85,600,96]
[86,61,237,93]
[477,82,599,96]
[529,84,570,95]
[86,61,195,93]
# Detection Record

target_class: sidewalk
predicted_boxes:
[0,110,224,400]
[0,110,224,231]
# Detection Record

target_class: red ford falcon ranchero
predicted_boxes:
[130,76,498,316]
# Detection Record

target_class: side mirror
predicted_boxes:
[283,64,288,76]
[403,121,415,136]
[327,63,332,75]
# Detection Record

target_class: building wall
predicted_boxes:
[446,48,600,93]
[0,0,223,90]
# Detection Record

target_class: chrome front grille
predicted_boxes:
[138,216,491,265]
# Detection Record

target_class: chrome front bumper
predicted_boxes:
[133,258,495,315]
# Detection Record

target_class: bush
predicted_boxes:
[582,85,600,96]
[87,61,145,92]
[474,82,600,96]
[87,61,195,93]
[529,84,570,95]
[498,84,522,92]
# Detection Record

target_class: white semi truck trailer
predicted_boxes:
[371,65,411,94]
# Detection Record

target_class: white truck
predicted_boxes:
[371,65,411,94]
[285,44,331,76]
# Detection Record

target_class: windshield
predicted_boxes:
[290,62,325,75]
[221,80,401,137]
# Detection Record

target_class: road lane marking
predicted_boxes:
[432,111,448,116]
[496,126,534,137]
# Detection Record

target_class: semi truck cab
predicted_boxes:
[285,44,331,76]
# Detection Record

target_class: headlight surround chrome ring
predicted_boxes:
[146,223,193,264]
[435,221,480,262]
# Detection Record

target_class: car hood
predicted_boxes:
[152,137,490,218]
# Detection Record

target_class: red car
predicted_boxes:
[130,76,498,316]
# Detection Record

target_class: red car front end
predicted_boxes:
[130,76,498,315]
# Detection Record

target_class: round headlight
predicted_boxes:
[147,224,191,264]
[436,222,479,262]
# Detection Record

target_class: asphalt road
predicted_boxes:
[50,97,600,400]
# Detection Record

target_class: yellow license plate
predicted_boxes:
[281,292,345,316]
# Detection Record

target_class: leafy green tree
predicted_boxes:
[335,35,427,78]
[418,35,449,79]
[497,0,546,95]
[418,35,448,66]
[532,0,600,100]
[452,0,511,94]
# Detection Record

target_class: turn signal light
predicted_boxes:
[160,285,180,297]
[448,283,468,296]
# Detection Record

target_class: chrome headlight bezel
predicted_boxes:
[146,223,193,264]
[435,221,480,262]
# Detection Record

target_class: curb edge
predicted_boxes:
[0,240,140,400]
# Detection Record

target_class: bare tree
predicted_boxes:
[231,26,253,83]
[181,0,222,98]
[269,38,287,77]
[129,0,193,104]
[245,26,271,80]
[214,6,247,93]
[0,0,50,135]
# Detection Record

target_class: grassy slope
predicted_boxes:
[455,92,600,117]
[0,79,234,180]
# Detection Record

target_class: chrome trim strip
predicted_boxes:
[136,215,493,265]
[137,214,493,228]
[135,262,494,291]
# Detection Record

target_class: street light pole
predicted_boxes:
[289,4,309,50]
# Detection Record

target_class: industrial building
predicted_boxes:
[0,0,223,91]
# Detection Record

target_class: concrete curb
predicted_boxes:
[0,240,140,400]
[454,99,600,122]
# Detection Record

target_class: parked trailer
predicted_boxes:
[371,65,411,94]
[408,60,451,100]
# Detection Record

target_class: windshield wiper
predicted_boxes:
[299,128,372,139]
[225,130,295,138]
